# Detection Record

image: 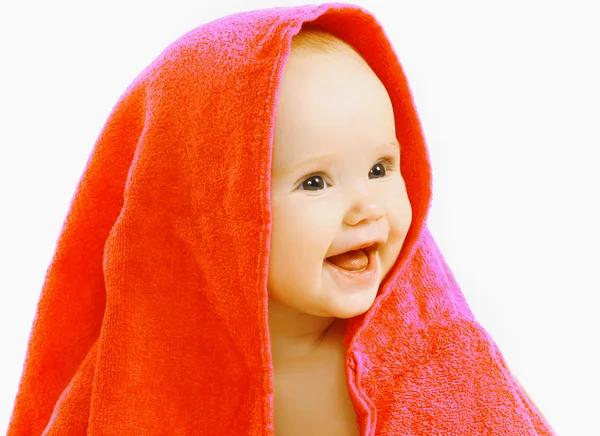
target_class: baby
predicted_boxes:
[7,4,556,435]
[268,25,411,435]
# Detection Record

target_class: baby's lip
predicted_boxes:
[325,240,383,259]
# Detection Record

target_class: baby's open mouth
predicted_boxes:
[325,244,378,272]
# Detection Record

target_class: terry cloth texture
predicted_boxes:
[8,2,556,435]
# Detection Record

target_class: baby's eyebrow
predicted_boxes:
[273,140,400,175]
[387,139,401,149]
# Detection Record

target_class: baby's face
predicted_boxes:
[268,45,412,319]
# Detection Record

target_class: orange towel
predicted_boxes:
[8,3,556,435]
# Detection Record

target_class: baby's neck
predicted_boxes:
[268,300,348,369]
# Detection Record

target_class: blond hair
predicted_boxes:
[291,22,353,54]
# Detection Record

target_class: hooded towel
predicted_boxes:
[8,3,556,435]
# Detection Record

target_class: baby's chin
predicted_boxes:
[318,271,381,319]
[320,287,380,319]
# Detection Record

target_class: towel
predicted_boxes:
[8,2,556,435]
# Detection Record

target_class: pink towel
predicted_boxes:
[8,2,556,434]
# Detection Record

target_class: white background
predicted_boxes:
[1,1,598,434]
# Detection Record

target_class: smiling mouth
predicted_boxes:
[325,243,379,271]
[324,246,378,286]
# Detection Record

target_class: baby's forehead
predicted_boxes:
[271,139,399,173]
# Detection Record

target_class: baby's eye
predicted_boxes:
[298,175,329,191]
[297,158,396,192]
[369,159,393,179]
